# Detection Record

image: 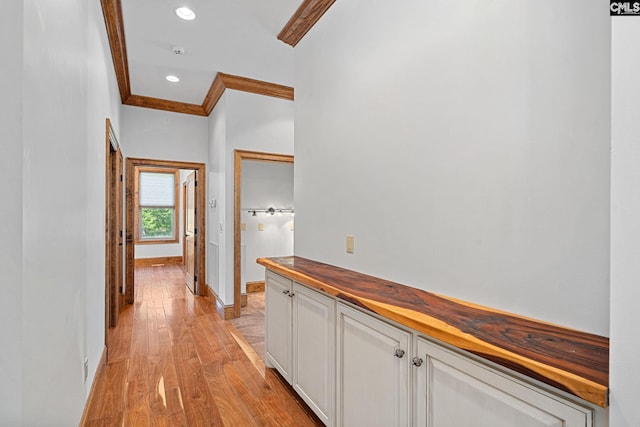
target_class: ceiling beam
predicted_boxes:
[278,0,336,47]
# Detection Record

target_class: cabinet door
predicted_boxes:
[265,272,293,383]
[293,283,335,426]
[414,337,593,427]
[337,303,411,427]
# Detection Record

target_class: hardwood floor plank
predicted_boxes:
[97,359,128,419]
[149,414,168,427]
[147,355,167,416]
[190,318,220,365]
[173,343,224,426]
[202,361,261,427]
[83,414,124,427]
[107,305,133,363]
[147,305,164,357]
[167,411,189,427]
[125,372,149,411]
[123,407,150,427]
[82,265,321,426]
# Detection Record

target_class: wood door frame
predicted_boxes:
[105,118,123,353]
[125,158,206,303]
[234,150,294,318]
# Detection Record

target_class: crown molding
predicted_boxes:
[202,74,227,116]
[202,73,295,115]
[220,73,295,101]
[124,95,207,116]
[100,0,130,102]
[278,0,336,47]
[101,0,295,117]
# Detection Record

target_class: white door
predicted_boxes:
[183,171,196,294]
[265,272,293,383]
[414,337,592,427]
[293,283,335,426]
[336,303,411,427]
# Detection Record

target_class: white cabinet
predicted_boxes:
[265,269,604,427]
[336,302,412,427]
[293,283,335,426]
[265,271,293,382]
[414,337,594,427]
[265,272,335,426]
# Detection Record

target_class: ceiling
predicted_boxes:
[119,0,301,106]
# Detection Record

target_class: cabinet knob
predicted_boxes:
[412,356,424,367]
[288,293,295,298]
[394,349,405,358]
[282,289,290,295]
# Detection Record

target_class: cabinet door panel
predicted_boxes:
[337,303,411,427]
[293,283,335,426]
[415,338,591,427]
[265,272,292,383]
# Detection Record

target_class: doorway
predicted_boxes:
[233,150,294,318]
[183,171,197,294]
[104,118,123,359]
[125,158,206,302]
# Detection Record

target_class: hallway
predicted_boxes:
[82,265,321,426]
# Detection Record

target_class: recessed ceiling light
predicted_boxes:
[165,75,180,83]
[176,7,196,21]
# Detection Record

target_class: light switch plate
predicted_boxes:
[241,223,246,231]
[346,235,354,253]
[258,223,264,231]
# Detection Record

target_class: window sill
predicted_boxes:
[135,238,179,245]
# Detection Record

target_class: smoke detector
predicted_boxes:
[171,46,186,56]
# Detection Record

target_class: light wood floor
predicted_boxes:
[82,265,322,426]
[230,292,265,359]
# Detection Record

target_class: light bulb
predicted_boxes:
[176,7,196,20]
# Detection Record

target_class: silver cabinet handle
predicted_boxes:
[282,289,290,295]
[412,356,424,367]
[394,349,405,358]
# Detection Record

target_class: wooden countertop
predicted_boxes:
[257,256,609,408]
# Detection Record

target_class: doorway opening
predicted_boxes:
[125,158,206,302]
[233,150,294,320]
[104,118,123,361]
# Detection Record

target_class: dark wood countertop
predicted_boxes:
[257,256,609,408]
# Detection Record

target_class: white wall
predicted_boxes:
[0,0,23,423]
[294,0,610,336]
[120,106,208,259]
[241,161,294,283]
[84,0,123,401]
[121,105,209,162]
[207,95,227,299]
[208,90,294,305]
[610,18,640,427]
[1,0,122,425]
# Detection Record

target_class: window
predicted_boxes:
[135,167,179,244]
